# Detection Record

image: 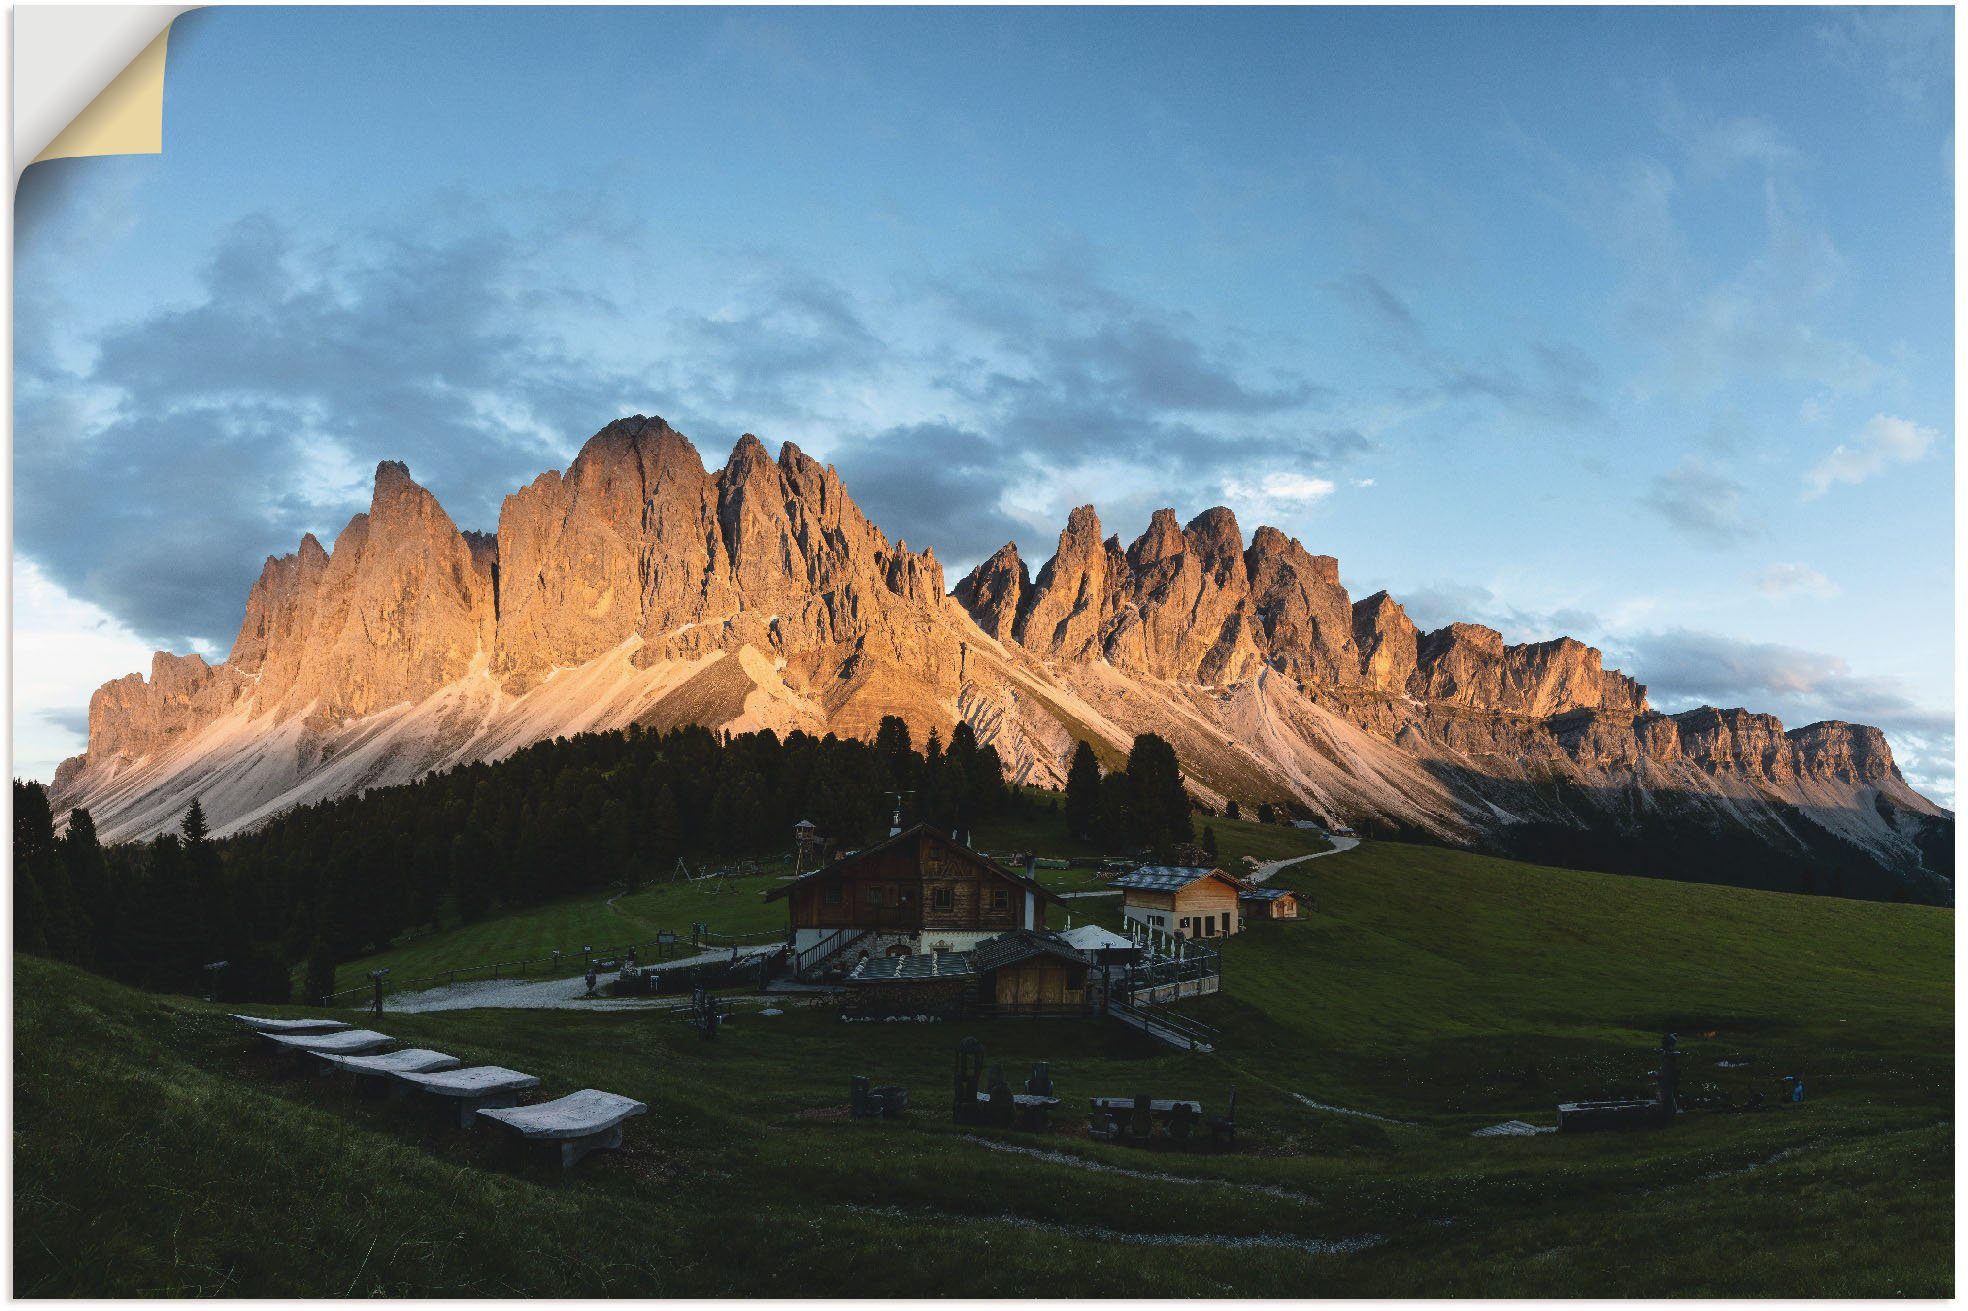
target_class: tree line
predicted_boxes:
[15,718,1207,1003]
[13,717,1022,1001]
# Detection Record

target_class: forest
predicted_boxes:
[13,719,1197,1003]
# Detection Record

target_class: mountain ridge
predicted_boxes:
[49,414,1952,902]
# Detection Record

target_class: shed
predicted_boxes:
[1238,885,1299,922]
[968,930,1092,1014]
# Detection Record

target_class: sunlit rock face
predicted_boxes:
[51,414,1950,905]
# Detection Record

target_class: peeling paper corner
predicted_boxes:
[15,5,198,181]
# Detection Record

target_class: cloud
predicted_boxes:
[13,190,654,650]
[1801,413,1941,500]
[1619,626,1954,803]
[1816,9,1951,109]
[1397,579,1602,646]
[1327,272,1603,430]
[828,421,1033,570]
[1641,458,1757,547]
[1622,627,1952,737]
[1751,562,1840,600]
[10,560,162,781]
[1219,472,1337,520]
[1535,110,1886,407]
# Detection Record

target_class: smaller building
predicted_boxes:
[1239,885,1299,923]
[841,928,1093,1018]
[1112,866,1247,939]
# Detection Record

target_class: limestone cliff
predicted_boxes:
[48,414,1951,903]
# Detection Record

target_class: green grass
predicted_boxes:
[335,804,1325,991]
[16,839,1953,1296]
[331,872,792,992]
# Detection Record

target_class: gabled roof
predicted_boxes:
[967,929,1090,974]
[1239,885,1294,902]
[763,823,1065,904]
[1111,865,1244,893]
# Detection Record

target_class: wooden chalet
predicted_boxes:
[1112,866,1247,939]
[767,824,1065,978]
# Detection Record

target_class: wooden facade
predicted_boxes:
[1241,889,1300,922]
[768,825,1057,947]
[985,957,1087,1009]
[1117,868,1247,939]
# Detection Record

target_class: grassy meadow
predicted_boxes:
[328,804,1327,992]
[16,836,1952,1297]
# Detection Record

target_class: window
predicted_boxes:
[867,886,886,908]
[991,889,1009,911]
[932,886,954,911]
[822,886,842,906]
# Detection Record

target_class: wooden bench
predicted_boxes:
[394,1065,542,1128]
[231,1014,352,1034]
[261,1028,396,1072]
[321,1048,461,1098]
[477,1089,648,1168]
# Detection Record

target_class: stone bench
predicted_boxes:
[477,1089,648,1168]
[394,1065,542,1128]
[231,1014,352,1034]
[321,1047,461,1098]
[261,1028,396,1072]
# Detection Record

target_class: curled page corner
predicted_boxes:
[15,5,197,179]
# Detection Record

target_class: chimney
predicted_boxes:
[1023,853,1037,881]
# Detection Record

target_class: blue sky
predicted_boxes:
[14,6,1954,801]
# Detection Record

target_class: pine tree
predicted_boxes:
[180,797,210,844]
[1064,740,1102,840]
[304,942,338,1004]
[1202,825,1218,859]
[1125,733,1193,856]
[59,808,109,930]
[1225,799,1240,821]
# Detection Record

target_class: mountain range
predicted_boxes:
[50,415,1953,902]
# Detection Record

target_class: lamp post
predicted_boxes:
[368,968,390,1017]
[203,959,229,1003]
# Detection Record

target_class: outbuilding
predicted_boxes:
[1111,866,1248,939]
[1238,884,1299,924]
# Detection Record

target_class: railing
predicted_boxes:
[792,926,871,977]
[1108,994,1219,1051]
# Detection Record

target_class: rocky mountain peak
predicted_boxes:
[51,413,1946,906]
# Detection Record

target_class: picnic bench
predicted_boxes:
[394,1065,542,1128]
[321,1048,461,1098]
[978,1091,1060,1130]
[477,1089,647,1168]
[1088,1096,1205,1143]
[231,1014,351,1034]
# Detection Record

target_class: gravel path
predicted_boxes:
[1247,835,1359,884]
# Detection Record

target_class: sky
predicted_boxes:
[13,6,1955,802]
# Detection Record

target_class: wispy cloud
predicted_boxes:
[1620,625,1954,803]
[1751,562,1840,600]
[1816,8,1952,110]
[1801,413,1942,500]
[1642,458,1758,547]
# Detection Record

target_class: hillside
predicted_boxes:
[16,840,1951,1297]
[48,415,1949,902]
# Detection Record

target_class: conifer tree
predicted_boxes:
[1125,733,1193,856]
[180,797,210,844]
[1064,740,1102,840]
